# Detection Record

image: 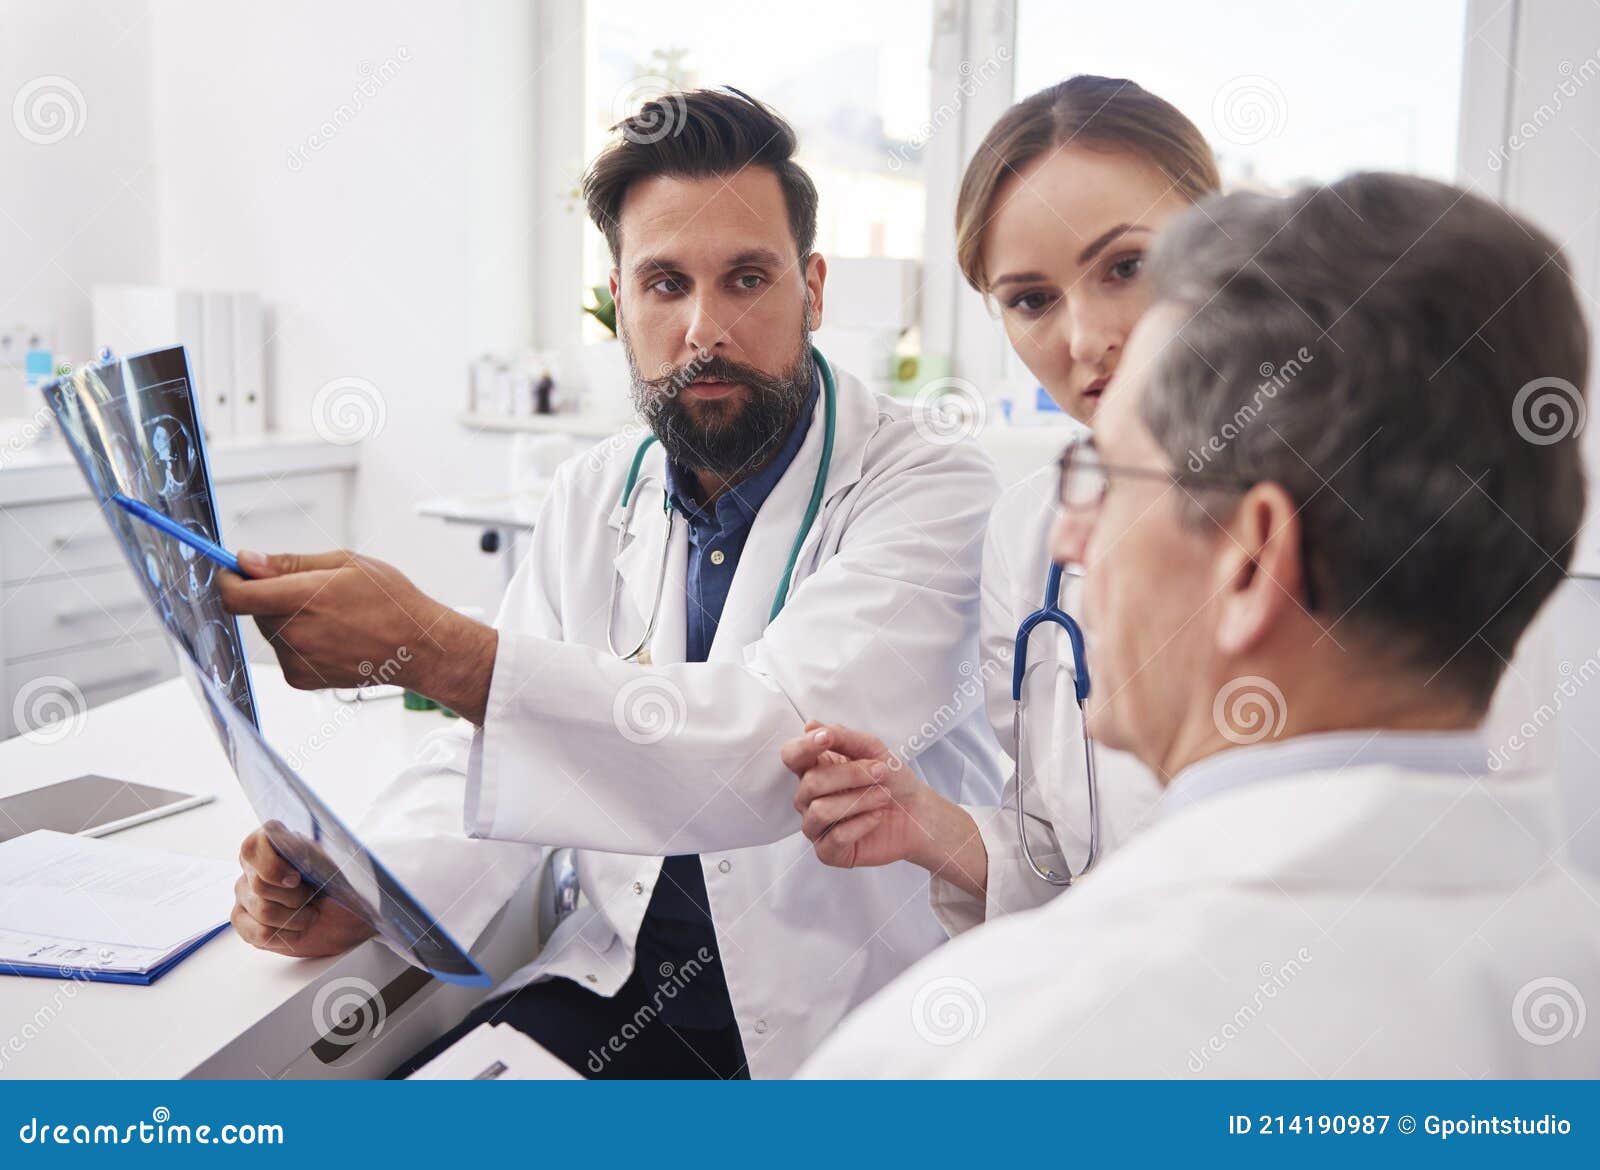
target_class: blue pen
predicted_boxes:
[111,493,250,577]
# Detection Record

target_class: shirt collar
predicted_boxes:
[664,367,819,529]
[1159,729,1492,821]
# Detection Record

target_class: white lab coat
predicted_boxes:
[930,463,1162,935]
[801,762,1600,1077]
[360,362,1005,1077]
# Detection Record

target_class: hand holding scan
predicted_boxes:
[230,824,374,958]
[217,549,498,718]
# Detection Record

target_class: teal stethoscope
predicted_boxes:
[1012,559,1100,885]
[605,345,838,662]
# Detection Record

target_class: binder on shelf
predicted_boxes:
[200,290,235,440]
[232,290,266,437]
[91,285,268,441]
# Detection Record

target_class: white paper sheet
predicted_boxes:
[0,830,235,971]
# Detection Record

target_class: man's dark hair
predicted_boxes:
[1145,172,1589,708]
[583,87,819,265]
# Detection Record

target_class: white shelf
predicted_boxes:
[0,432,360,506]
[457,411,626,439]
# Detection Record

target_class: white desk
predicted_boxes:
[0,665,538,1080]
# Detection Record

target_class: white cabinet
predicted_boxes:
[0,439,357,740]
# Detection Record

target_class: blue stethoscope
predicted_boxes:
[605,345,838,662]
[1012,560,1100,885]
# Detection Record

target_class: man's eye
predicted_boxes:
[648,277,683,295]
[734,273,765,290]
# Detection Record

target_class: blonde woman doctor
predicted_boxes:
[784,77,1221,930]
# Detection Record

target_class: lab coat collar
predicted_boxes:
[1076,762,1562,907]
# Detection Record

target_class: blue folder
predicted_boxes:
[0,924,230,986]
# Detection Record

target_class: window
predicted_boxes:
[1013,0,1468,190]
[582,0,933,331]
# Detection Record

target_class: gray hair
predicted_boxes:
[1144,172,1589,707]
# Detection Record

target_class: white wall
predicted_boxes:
[0,0,159,417]
[140,0,549,611]
[1459,0,1600,876]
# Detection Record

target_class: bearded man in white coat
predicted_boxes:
[797,172,1600,1078]
[219,89,1002,1078]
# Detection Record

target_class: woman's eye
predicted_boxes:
[1107,255,1143,282]
[1006,290,1053,315]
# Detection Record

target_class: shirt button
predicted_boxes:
[709,549,726,566]
[754,1019,769,1034]
[717,859,732,874]
[585,973,598,983]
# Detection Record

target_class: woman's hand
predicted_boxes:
[781,722,988,894]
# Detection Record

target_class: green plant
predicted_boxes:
[584,284,618,336]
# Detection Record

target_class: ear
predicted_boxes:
[804,253,827,330]
[1214,483,1308,657]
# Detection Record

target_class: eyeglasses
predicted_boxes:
[1055,434,1254,511]
[1055,434,1323,611]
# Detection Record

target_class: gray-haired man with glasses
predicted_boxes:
[795,171,1600,1077]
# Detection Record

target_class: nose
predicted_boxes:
[1063,295,1119,372]
[1050,503,1096,572]
[683,291,732,359]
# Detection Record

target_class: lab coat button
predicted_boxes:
[754,1019,769,1034]
[632,881,644,894]
[585,973,598,983]
[717,859,732,874]
[710,549,726,566]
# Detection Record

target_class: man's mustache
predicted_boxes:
[641,353,788,399]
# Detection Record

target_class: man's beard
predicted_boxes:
[623,318,815,481]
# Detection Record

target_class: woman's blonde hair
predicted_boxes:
[955,75,1221,291]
